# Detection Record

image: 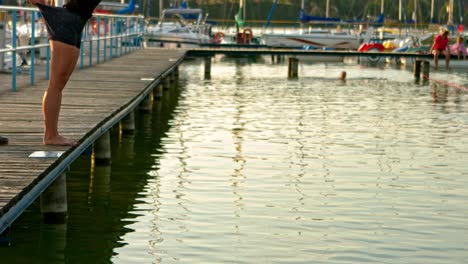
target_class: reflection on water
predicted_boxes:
[2,58,468,263]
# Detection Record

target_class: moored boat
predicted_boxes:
[145,8,212,48]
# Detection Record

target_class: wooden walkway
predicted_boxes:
[0,48,186,233]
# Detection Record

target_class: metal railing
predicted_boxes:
[0,5,144,92]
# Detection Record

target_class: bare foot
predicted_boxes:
[44,135,77,146]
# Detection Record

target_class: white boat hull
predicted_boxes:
[262,33,362,50]
[145,34,209,48]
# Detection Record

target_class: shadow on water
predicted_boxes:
[0,79,183,263]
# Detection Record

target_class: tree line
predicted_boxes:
[144,0,466,27]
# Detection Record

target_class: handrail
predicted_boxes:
[0,5,144,92]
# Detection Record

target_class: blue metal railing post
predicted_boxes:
[46,45,50,80]
[119,19,123,57]
[109,18,113,59]
[96,16,100,64]
[12,10,17,92]
[80,30,84,69]
[125,18,129,54]
[88,29,93,67]
[30,12,36,86]
[103,17,107,62]
[140,17,144,49]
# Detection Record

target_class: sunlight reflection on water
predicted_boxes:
[113,58,468,264]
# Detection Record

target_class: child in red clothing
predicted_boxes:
[429,28,450,70]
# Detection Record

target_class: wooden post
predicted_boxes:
[174,66,179,82]
[280,55,284,62]
[93,131,111,165]
[170,70,176,84]
[204,56,211,79]
[163,76,170,91]
[140,93,153,112]
[422,60,430,83]
[154,83,163,100]
[40,173,67,224]
[413,59,422,81]
[288,57,299,79]
[121,111,135,134]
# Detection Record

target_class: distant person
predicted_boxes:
[339,71,347,81]
[29,0,102,145]
[429,27,450,70]
[451,36,467,60]
[0,136,8,145]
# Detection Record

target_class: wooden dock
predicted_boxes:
[0,48,186,233]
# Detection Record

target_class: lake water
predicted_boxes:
[1,57,468,263]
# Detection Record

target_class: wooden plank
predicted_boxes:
[0,48,186,231]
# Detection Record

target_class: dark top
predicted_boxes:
[64,0,102,21]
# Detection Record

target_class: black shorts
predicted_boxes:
[37,4,86,48]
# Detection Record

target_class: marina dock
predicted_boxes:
[0,48,185,234]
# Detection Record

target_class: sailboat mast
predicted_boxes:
[430,0,435,23]
[381,0,384,14]
[159,0,163,20]
[413,0,417,24]
[242,0,246,23]
[398,0,402,21]
[448,0,454,25]
[325,0,330,18]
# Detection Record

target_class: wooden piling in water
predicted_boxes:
[140,93,153,112]
[93,131,112,165]
[121,111,135,133]
[40,173,67,224]
[174,66,179,82]
[413,59,422,81]
[154,84,163,100]
[163,76,171,91]
[422,60,430,82]
[204,57,211,79]
[288,57,299,79]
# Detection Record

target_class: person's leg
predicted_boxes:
[432,50,440,69]
[444,49,450,70]
[43,40,79,146]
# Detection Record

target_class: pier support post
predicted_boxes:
[174,66,179,82]
[163,76,171,91]
[93,131,111,165]
[170,70,176,85]
[277,55,283,63]
[422,60,430,83]
[204,57,211,79]
[140,93,153,112]
[413,59,422,82]
[288,57,299,79]
[121,111,135,134]
[154,83,163,100]
[40,173,67,224]
[0,18,5,72]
